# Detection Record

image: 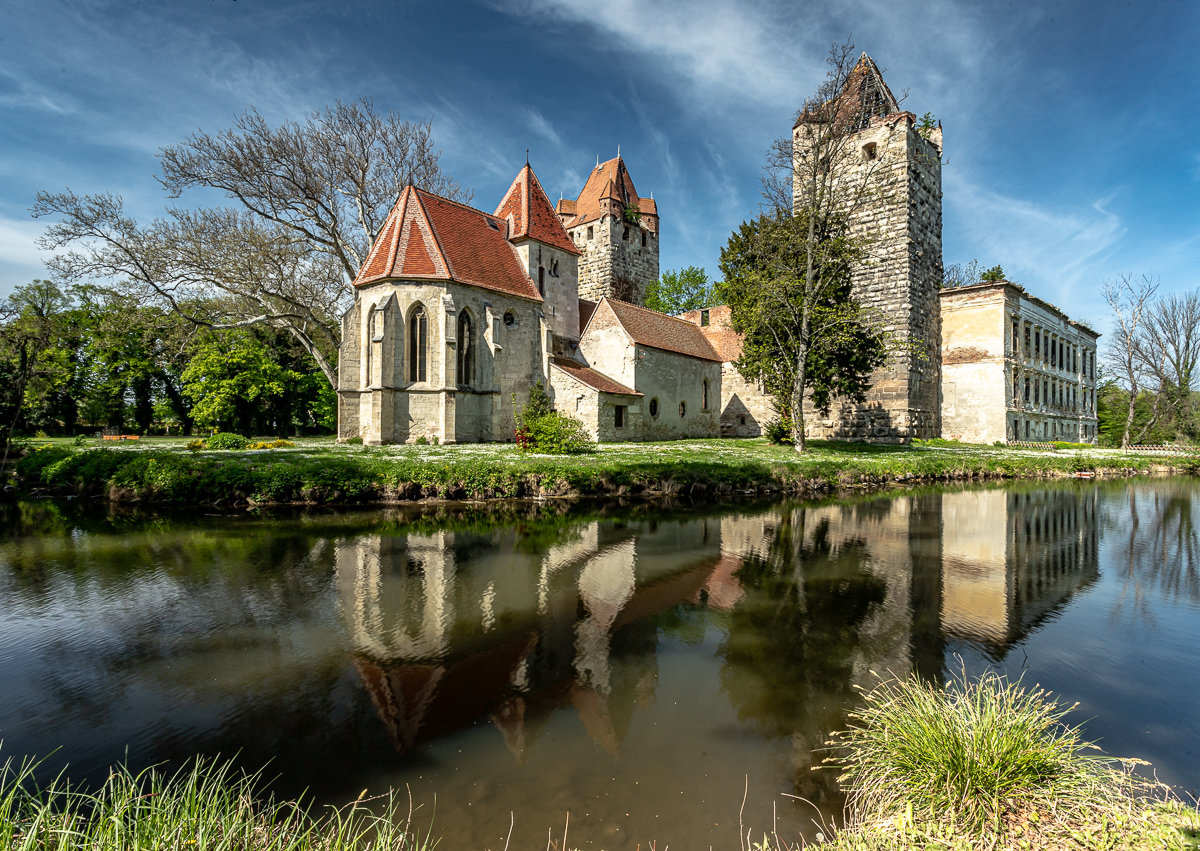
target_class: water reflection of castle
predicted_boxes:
[338,487,1099,760]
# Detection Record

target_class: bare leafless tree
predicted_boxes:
[1102,273,1159,447]
[32,99,467,390]
[1141,290,1200,429]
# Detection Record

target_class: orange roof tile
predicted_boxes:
[589,298,722,362]
[495,164,580,255]
[354,185,541,302]
[559,156,656,229]
[551,358,640,396]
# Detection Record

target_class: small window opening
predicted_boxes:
[862,142,877,161]
[587,226,593,240]
[503,310,515,327]
[485,217,499,231]
[641,232,647,247]
[538,266,545,297]
[678,401,686,418]
[649,398,659,418]
[702,379,709,410]
[615,405,625,428]
[623,226,630,240]
[739,415,746,426]
[700,309,710,327]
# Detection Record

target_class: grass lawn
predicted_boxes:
[10,436,1199,505]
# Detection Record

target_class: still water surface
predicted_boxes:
[1,480,1199,848]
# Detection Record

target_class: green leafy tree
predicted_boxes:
[182,332,292,433]
[980,265,1006,282]
[643,266,714,315]
[716,212,887,450]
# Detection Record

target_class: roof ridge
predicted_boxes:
[411,188,454,280]
[606,297,711,328]
[413,185,498,221]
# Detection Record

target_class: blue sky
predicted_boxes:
[2,0,1198,333]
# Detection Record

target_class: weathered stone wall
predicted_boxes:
[337,280,546,444]
[630,347,721,440]
[719,365,775,437]
[512,239,580,344]
[939,282,1100,444]
[548,368,645,442]
[569,214,659,305]
[797,113,944,443]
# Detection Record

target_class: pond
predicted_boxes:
[1,480,1199,848]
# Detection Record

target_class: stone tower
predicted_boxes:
[556,156,659,305]
[793,54,943,442]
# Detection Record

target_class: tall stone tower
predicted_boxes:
[556,156,659,305]
[794,54,943,442]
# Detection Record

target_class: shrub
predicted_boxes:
[344,436,363,445]
[764,416,793,444]
[514,381,594,455]
[205,433,250,451]
[833,669,1119,833]
[186,439,205,451]
[415,435,428,445]
[247,439,295,450]
[1053,441,1092,450]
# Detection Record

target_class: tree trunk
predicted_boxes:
[793,339,808,452]
[1122,385,1137,448]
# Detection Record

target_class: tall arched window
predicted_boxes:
[456,311,473,386]
[365,306,377,388]
[408,306,427,383]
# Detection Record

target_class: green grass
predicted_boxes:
[0,753,433,851]
[806,670,1200,850]
[9,436,1200,505]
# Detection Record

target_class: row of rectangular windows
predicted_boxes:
[1011,320,1094,378]
[1011,372,1096,413]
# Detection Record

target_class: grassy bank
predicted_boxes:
[0,755,432,851]
[9,437,1200,505]
[780,671,1200,851]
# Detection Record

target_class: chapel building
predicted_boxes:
[337,161,718,445]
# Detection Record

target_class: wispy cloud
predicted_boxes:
[524,107,564,149]
[0,214,50,290]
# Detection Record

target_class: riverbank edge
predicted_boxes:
[9,444,1200,506]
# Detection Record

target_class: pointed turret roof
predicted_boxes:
[794,52,900,130]
[558,156,656,229]
[353,185,542,301]
[494,164,580,255]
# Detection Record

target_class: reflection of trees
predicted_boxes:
[1102,482,1200,620]
[718,510,886,808]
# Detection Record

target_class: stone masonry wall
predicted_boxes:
[798,115,943,442]
[570,215,659,305]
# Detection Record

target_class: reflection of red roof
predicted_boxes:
[559,156,656,229]
[353,185,542,301]
[551,357,640,396]
[589,298,722,362]
[494,164,580,255]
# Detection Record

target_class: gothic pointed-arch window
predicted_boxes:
[456,311,474,386]
[408,306,428,383]
[365,306,377,388]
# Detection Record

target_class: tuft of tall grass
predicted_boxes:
[833,669,1125,833]
[0,752,435,851]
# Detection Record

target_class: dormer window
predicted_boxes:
[485,217,499,231]
[862,142,877,161]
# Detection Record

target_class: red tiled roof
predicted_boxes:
[494,164,580,255]
[590,298,722,362]
[551,358,640,396]
[559,156,656,229]
[353,185,541,302]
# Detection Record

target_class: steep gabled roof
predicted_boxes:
[494,164,580,255]
[551,357,640,396]
[559,156,655,229]
[794,52,900,130]
[586,298,722,362]
[354,185,542,302]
